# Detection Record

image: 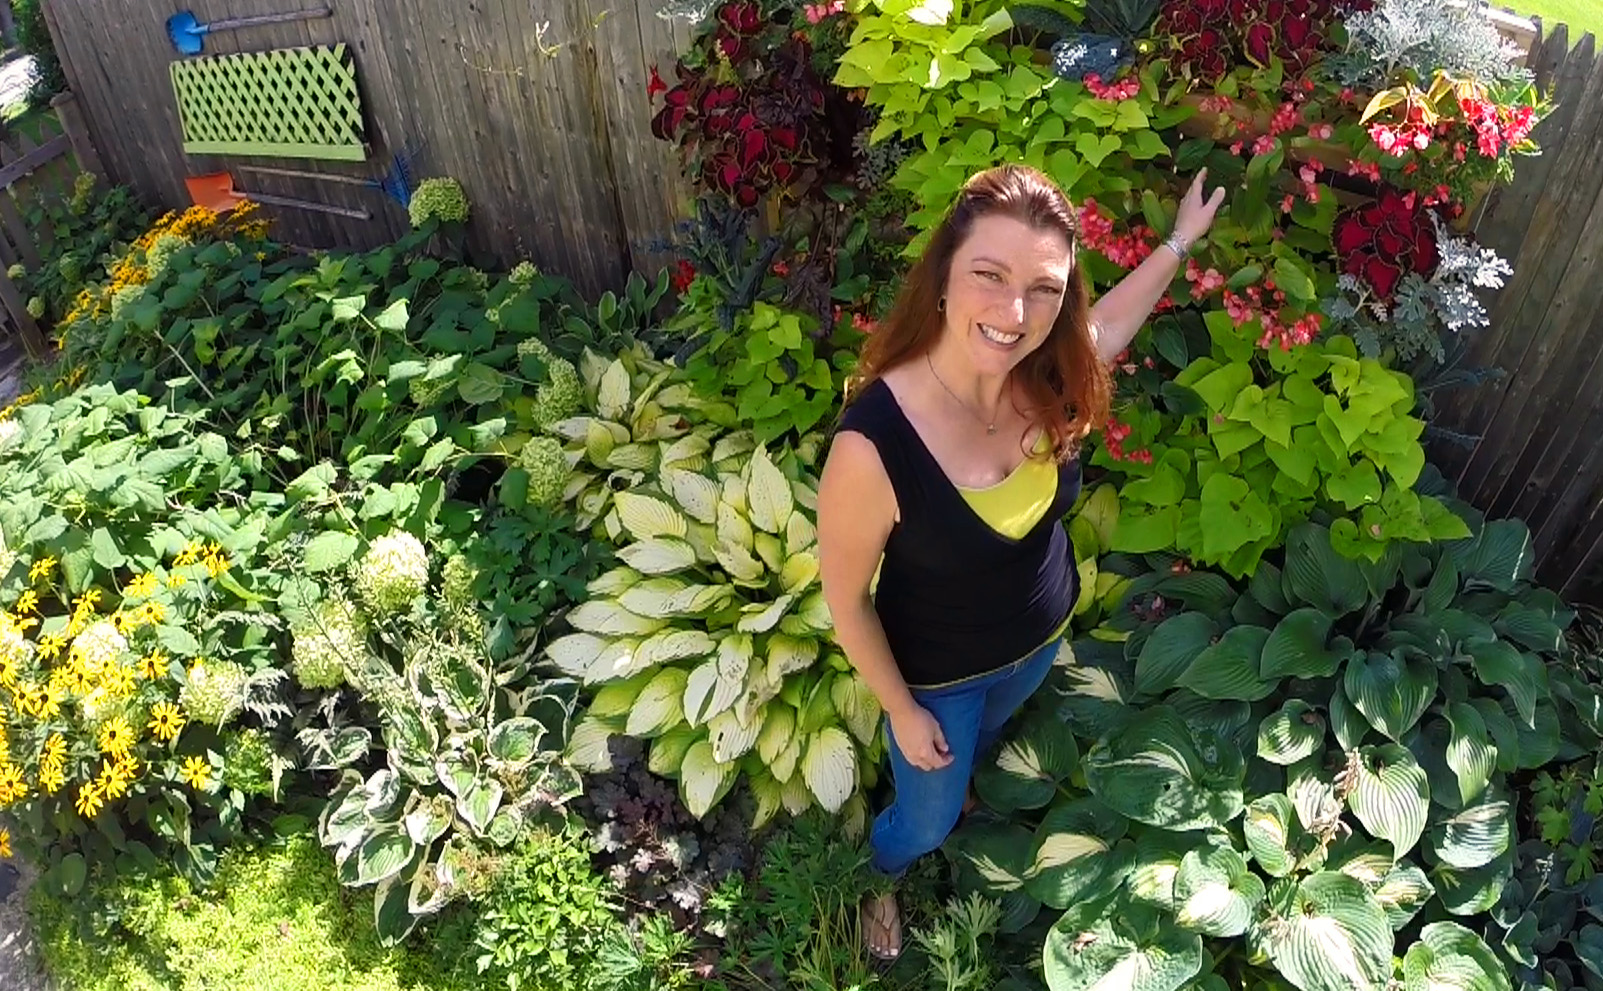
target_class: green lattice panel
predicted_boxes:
[171,44,368,161]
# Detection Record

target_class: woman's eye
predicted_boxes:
[976,270,1002,281]
[1034,285,1062,295]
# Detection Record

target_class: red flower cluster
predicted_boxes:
[1460,96,1537,157]
[1103,417,1153,464]
[1085,73,1141,102]
[671,259,697,293]
[1078,199,1157,270]
[649,2,830,208]
[1185,259,1227,299]
[1156,0,1369,82]
[1222,281,1322,350]
[1332,188,1440,299]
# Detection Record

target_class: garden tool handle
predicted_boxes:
[239,165,374,187]
[204,8,333,33]
[242,190,372,221]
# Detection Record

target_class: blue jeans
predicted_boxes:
[869,636,1061,877]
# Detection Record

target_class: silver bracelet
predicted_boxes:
[1163,232,1191,259]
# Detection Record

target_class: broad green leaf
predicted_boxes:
[1345,651,1436,741]
[1258,872,1394,991]
[303,531,360,573]
[1465,638,1544,727]
[613,491,688,541]
[1044,893,1204,991]
[1084,707,1245,831]
[1284,523,1369,617]
[1431,846,1511,916]
[1261,608,1342,680]
[487,718,543,765]
[975,713,1080,813]
[457,362,507,404]
[1402,921,1511,991]
[680,739,736,818]
[456,776,504,834]
[1329,679,1369,751]
[950,822,1034,895]
[1025,798,1123,909]
[801,727,856,813]
[1427,791,1511,870]
[1444,701,1496,806]
[1176,626,1273,701]
[1447,518,1532,594]
[1347,744,1429,856]
[1134,612,1219,698]
[1174,843,1264,937]
[1374,863,1434,930]
[1244,793,1300,877]
[1257,700,1326,765]
[355,826,417,886]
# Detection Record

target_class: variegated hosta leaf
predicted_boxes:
[588,566,644,597]
[1348,744,1430,857]
[613,490,688,541]
[766,634,820,685]
[975,713,1079,813]
[589,674,649,718]
[596,360,632,421]
[647,726,699,776]
[625,667,689,737]
[708,707,760,763]
[662,467,720,525]
[1043,893,1205,991]
[1288,755,1341,834]
[1444,701,1497,807]
[1024,798,1123,910]
[564,601,667,637]
[1258,872,1394,991]
[1257,700,1327,765]
[1174,843,1265,937]
[736,594,795,634]
[1244,793,1299,878]
[1083,706,1246,831]
[757,705,796,767]
[1373,863,1434,930]
[785,511,817,557]
[801,726,857,813]
[1401,921,1510,991]
[716,500,755,552]
[781,551,820,595]
[566,714,622,772]
[545,631,626,680]
[770,733,802,783]
[578,349,611,395]
[617,576,691,617]
[1128,831,1204,912]
[829,673,882,748]
[792,477,818,513]
[684,521,721,565]
[1427,790,1511,870]
[950,823,1033,895]
[747,446,795,534]
[1344,650,1436,742]
[679,739,736,819]
[562,470,594,504]
[628,629,717,675]
[754,532,784,572]
[715,540,765,585]
[721,473,749,517]
[607,442,657,471]
[659,432,712,470]
[585,420,624,466]
[683,636,749,727]
[712,430,756,465]
[750,772,784,830]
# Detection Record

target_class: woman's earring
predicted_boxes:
[938,296,946,312]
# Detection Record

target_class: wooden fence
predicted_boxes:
[1429,22,1603,602]
[0,91,103,399]
[37,0,698,300]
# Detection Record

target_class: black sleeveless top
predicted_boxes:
[837,378,1081,688]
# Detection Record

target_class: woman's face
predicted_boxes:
[941,213,1074,378]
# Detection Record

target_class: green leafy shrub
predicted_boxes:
[29,835,466,991]
[948,508,1586,990]
[13,177,150,326]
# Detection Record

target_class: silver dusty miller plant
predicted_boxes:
[1325,213,1513,364]
[1325,0,1531,88]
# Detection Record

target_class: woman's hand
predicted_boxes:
[889,703,953,771]
[1174,167,1228,245]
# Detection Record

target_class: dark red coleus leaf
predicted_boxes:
[1244,22,1276,65]
[1364,256,1402,298]
[1333,216,1369,254]
[740,129,768,167]
[718,1,763,36]
[735,183,760,208]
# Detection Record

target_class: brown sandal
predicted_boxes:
[862,891,902,961]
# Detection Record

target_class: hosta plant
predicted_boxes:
[548,440,882,831]
[949,509,1579,991]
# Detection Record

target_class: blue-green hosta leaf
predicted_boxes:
[1329,680,1369,751]
[975,712,1080,813]
[1348,744,1430,857]
[1127,830,1209,911]
[1251,560,1292,613]
[1044,894,1204,991]
[1134,612,1219,698]
[1176,626,1273,701]
[1467,697,1521,772]
[1345,650,1436,741]
[1257,700,1327,765]
[1494,603,1563,653]
[1084,707,1245,831]
[950,822,1033,896]
[372,872,421,945]
[1174,843,1265,937]
[1444,702,1496,806]
[1402,921,1511,991]
[1465,639,1545,727]
[1025,798,1126,909]
[1257,872,1394,991]
[1373,863,1434,930]
[1447,518,1532,594]
[1261,608,1342,680]
[1509,697,1560,768]
[1283,522,1370,617]
[1430,846,1512,916]
[1244,794,1300,877]
[1427,790,1511,870]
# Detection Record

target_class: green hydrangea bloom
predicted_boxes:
[109,284,145,321]
[408,177,470,228]
[518,437,567,508]
[222,728,276,797]
[0,420,21,453]
[180,660,247,727]
[144,232,192,283]
[57,254,81,285]
[25,296,43,319]
[6,263,24,281]
[510,261,540,288]
[353,531,430,615]
[441,554,478,613]
[536,358,581,428]
[290,599,367,690]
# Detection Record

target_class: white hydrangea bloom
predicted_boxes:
[353,531,430,615]
[180,659,247,726]
[291,599,367,690]
[71,620,128,673]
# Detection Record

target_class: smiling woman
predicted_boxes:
[814,163,1224,961]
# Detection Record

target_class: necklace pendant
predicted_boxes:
[987,424,997,435]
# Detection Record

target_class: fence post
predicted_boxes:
[50,91,103,181]
[0,268,49,361]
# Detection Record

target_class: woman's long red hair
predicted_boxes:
[847,164,1111,462]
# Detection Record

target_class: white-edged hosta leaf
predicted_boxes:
[975,713,1080,813]
[766,634,820,683]
[1444,701,1496,806]
[1083,706,1245,830]
[355,826,417,886]
[1431,847,1512,916]
[1466,638,1545,727]
[950,822,1033,894]
[1261,607,1342,680]
[1344,650,1436,741]
[707,707,760,763]
[647,726,698,776]
[1127,830,1205,911]
[606,442,657,471]
[1348,744,1429,856]
[1427,791,1511,870]
[829,674,882,747]
[1174,843,1265,937]
[544,632,613,679]
[1176,625,1274,701]
[1023,798,1122,909]
[684,658,735,727]
[565,600,667,637]
[1373,863,1434,930]
[746,446,795,534]
[1134,612,1219,697]
[679,739,736,818]
[625,667,689,737]
[757,705,796,767]
[736,594,795,633]
[1257,700,1327,765]
[588,566,643,597]
[1244,793,1299,877]
[801,727,857,813]
[1401,921,1511,991]
[1044,893,1204,991]
[630,629,716,671]
[1287,756,1341,835]
[618,576,693,618]
[617,537,698,576]
[1258,872,1394,991]
[770,734,802,783]
[566,714,622,772]
[613,490,687,541]
[785,511,817,556]
[780,551,820,595]
[754,531,784,573]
